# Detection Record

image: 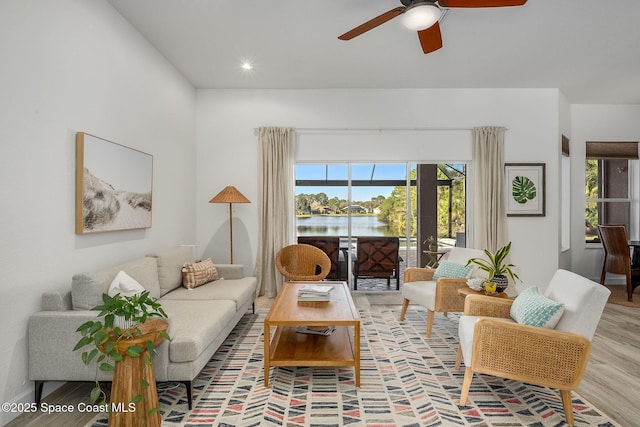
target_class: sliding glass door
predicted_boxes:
[295,162,466,291]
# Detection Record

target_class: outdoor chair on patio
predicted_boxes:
[400,247,488,337]
[297,236,343,280]
[598,224,640,302]
[275,244,331,281]
[455,269,610,426]
[353,237,400,290]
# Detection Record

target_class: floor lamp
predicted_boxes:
[209,186,250,264]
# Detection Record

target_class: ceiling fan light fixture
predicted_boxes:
[401,2,441,31]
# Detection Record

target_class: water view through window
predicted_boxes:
[295,163,411,240]
[297,214,393,237]
[295,163,466,289]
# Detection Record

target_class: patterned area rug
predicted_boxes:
[88,307,618,426]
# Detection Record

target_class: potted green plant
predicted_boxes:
[74,290,170,422]
[465,241,521,294]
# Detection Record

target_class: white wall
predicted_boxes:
[0,0,196,419]
[196,88,561,291]
[570,104,640,281]
[559,92,572,270]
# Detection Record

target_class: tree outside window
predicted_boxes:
[585,158,631,242]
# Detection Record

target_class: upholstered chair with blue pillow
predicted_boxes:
[454,269,610,426]
[400,247,489,337]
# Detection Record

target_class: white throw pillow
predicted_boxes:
[108,270,146,297]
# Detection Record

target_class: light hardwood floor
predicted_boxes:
[7,296,639,426]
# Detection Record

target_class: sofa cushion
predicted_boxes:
[71,257,160,310]
[161,277,257,311]
[160,299,237,363]
[147,246,195,296]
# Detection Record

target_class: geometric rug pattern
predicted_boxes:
[89,307,618,426]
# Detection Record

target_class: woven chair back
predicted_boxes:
[275,244,331,281]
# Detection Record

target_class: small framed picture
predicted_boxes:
[505,163,545,217]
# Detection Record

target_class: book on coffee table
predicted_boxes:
[297,284,334,301]
[296,326,336,336]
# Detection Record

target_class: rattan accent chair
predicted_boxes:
[275,244,331,281]
[455,269,610,426]
[400,247,488,337]
[297,236,343,280]
[598,224,640,301]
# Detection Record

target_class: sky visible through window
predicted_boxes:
[296,163,413,201]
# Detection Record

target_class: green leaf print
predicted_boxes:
[512,176,537,204]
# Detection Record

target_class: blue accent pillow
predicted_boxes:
[433,261,473,280]
[510,286,565,329]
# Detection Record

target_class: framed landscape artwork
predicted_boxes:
[505,163,545,217]
[76,132,153,234]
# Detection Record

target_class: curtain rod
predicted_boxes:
[254,126,508,134]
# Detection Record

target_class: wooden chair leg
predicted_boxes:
[561,389,574,426]
[455,346,463,369]
[459,367,473,405]
[426,310,435,337]
[400,298,410,321]
[626,272,633,302]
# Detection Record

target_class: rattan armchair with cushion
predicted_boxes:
[400,247,489,337]
[455,269,610,426]
[275,244,331,281]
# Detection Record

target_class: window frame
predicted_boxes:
[584,141,639,245]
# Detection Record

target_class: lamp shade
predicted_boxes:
[401,2,441,31]
[209,186,250,204]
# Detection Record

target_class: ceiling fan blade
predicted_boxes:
[417,22,443,54]
[338,6,405,40]
[439,0,527,7]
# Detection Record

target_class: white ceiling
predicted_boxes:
[107,0,640,104]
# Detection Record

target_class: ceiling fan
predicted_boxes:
[338,0,528,54]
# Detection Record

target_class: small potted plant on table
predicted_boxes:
[466,242,520,294]
[74,290,170,427]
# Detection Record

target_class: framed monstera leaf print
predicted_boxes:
[505,163,545,217]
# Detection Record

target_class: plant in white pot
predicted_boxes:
[465,242,520,294]
[74,290,170,425]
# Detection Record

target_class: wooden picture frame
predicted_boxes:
[505,163,545,217]
[76,132,153,234]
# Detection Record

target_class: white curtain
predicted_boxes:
[472,126,508,253]
[254,127,296,297]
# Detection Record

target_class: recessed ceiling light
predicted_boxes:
[241,62,253,70]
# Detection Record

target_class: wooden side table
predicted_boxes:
[109,318,168,427]
[457,287,509,299]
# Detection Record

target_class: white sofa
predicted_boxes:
[28,246,257,409]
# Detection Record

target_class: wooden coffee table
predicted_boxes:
[263,281,360,387]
